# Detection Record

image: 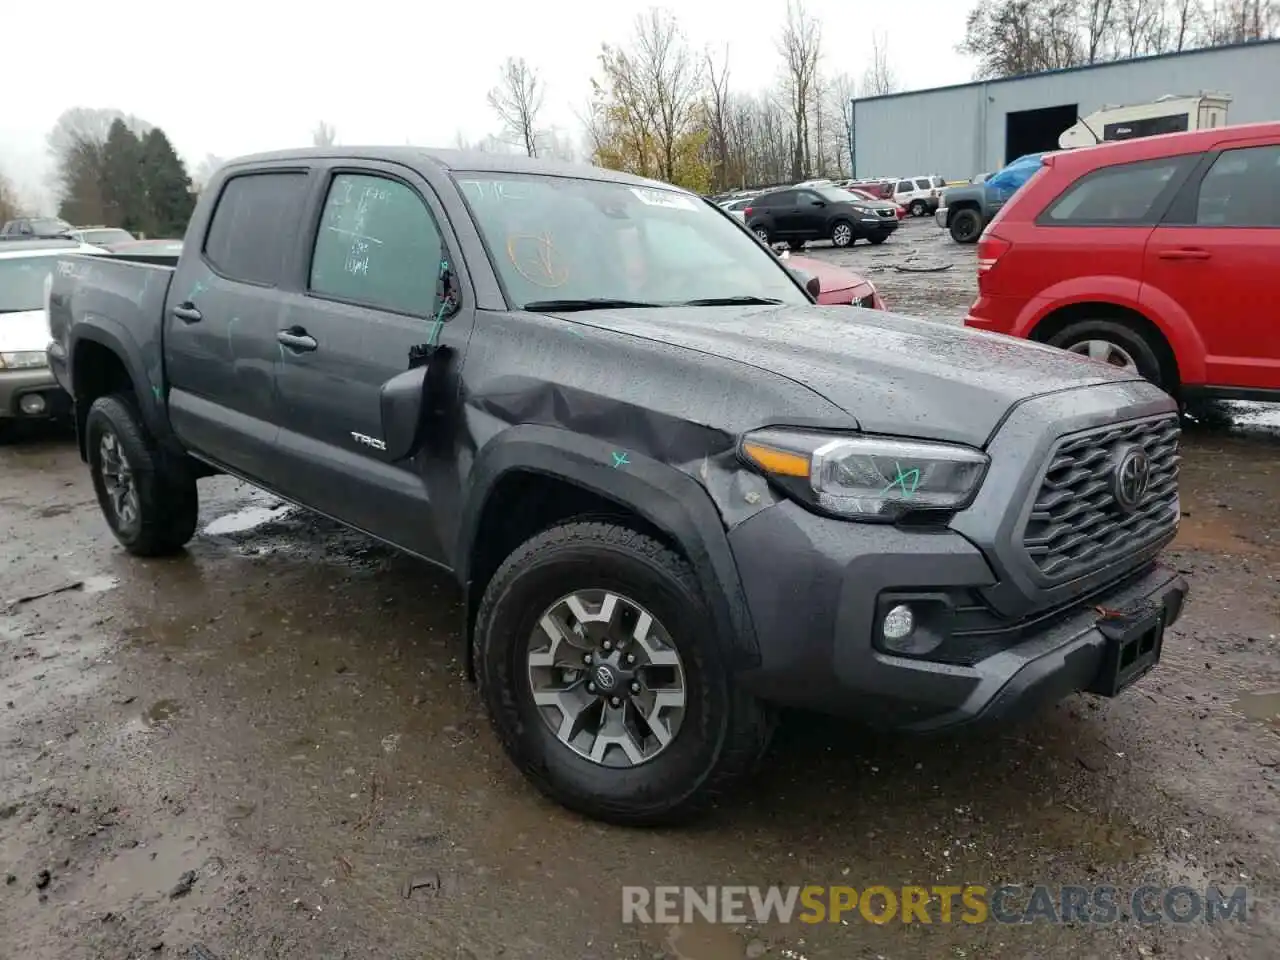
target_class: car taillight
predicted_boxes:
[977,233,1011,276]
[744,207,753,217]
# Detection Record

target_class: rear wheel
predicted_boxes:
[1048,320,1168,389]
[949,209,983,243]
[830,221,855,248]
[751,224,770,244]
[85,394,198,556]
[474,521,774,826]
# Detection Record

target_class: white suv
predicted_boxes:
[890,176,946,217]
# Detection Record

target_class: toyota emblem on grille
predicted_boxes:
[1112,446,1152,512]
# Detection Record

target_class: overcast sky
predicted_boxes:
[2,0,977,213]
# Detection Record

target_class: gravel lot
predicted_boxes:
[2,219,1278,959]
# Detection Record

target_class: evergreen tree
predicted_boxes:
[140,128,195,237]
[100,119,147,232]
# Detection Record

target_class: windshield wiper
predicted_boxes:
[680,296,785,307]
[524,298,665,312]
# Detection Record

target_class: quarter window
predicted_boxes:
[309,173,443,316]
[1042,157,1194,225]
[203,172,309,286]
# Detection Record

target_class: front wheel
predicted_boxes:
[830,221,854,247]
[1047,320,1168,389]
[85,394,198,556]
[949,209,983,244]
[474,521,774,826]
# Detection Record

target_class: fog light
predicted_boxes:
[883,604,914,641]
[19,394,46,415]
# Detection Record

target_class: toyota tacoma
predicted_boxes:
[46,147,1187,825]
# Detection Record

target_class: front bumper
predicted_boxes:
[728,499,1186,730]
[853,218,899,240]
[0,367,69,420]
[934,207,948,228]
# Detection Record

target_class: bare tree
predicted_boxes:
[487,57,545,157]
[633,9,704,183]
[826,72,857,176]
[312,121,337,147]
[862,31,899,96]
[704,46,732,189]
[1082,0,1117,60]
[779,0,822,180]
[0,170,24,223]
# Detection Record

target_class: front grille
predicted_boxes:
[1021,414,1180,582]
[876,209,895,219]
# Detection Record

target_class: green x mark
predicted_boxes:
[881,462,921,498]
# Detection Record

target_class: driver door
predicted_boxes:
[271,164,474,561]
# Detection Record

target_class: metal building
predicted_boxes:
[851,39,1280,181]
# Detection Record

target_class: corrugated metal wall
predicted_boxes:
[852,39,1280,181]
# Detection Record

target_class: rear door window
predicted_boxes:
[203,172,310,286]
[1194,145,1280,227]
[896,181,913,193]
[914,178,932,190]
[1040,156,1196,225]
[760,191,796,207]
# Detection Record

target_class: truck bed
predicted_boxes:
[47,252,178,432]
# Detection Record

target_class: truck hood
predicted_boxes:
[0,309,50,353]
[547,304,1136,446]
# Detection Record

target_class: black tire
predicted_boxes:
[909,199,926,217]
[787,240,806,252]
[1047,320,1168,389]
[474,521,775,826]
[85,393,198,556]
[867,234,888,245]
[750,224,770,244]
[830,220,855,248]
[949,208,983,244]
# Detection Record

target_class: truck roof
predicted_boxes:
[222,147,695,196]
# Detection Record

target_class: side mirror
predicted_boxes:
[379,366,429,461]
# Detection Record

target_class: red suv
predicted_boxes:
[964,122,1280,404]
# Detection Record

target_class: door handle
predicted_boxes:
[171,303,202,323]
[1156,248,1211,260]
[277,327,318,352]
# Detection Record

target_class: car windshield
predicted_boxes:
[81,229,134,245]
[456,174,809,309]
[0,256,56,313]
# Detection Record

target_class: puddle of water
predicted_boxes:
[203,503,293,536]
[666,922,748,960]
[82,574,119,594]
[1229,402,1280,430]
[1235,690,1280,732]
[143,698,182,727]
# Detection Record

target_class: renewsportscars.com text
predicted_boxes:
[622,884,1249,925]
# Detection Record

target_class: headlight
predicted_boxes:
[0,351,49,370]
[739,429,989,521]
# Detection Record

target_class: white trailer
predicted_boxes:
[1058,93,1232,149]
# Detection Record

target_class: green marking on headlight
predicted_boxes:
[881,462,921,498]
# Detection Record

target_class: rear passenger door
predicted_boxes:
[1145,141,1280,390]
[166,167,312,485]
[766,191,801,236]
[272,164,473,561]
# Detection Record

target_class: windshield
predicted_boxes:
[815,186,866,204]
[81,229,134,245]
[456,174,809,309]
[0,256,56,313]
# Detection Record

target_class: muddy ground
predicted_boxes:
[2,218,1279,960]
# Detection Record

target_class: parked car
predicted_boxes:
[1,217,74,240]
[936,154,1044,243]
[849,179,894,200]
[745,184,899,248]
[849,188,906,219]
[964,121,1280,405]
[781,251,886,308]
[1,238,102,435]
[890,176,946,217]
[69,226,137,248]
[48,147,1186,826]
[719,195,756,221]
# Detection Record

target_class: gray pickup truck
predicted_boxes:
[47,147,1186,825]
